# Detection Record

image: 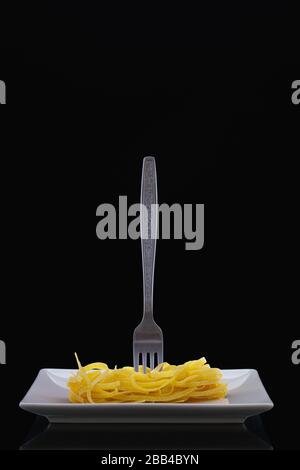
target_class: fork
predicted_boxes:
[133,156,164,373]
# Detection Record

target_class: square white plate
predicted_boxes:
[19,369,273,423]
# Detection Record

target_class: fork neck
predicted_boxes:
[143,293,154,322]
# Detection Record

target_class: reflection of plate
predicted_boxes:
[19,369,273,423]
[20,416,273,450]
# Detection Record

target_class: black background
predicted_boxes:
[0,1,299,452]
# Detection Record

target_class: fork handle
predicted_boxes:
[141,156,158,321]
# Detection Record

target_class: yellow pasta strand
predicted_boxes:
[67,355,227,403]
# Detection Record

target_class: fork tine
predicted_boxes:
[157,350,163,366]
[133,351,139,372]
[142,353,147,374]
[150,352,155,370]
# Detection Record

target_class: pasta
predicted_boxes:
[67,354,227,403]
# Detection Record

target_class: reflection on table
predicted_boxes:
[21,416,272,450]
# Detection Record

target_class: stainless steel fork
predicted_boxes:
[133,156,164,373]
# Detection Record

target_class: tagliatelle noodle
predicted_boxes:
[67,354,227,403]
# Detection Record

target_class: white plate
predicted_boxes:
[19,368,273,423]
